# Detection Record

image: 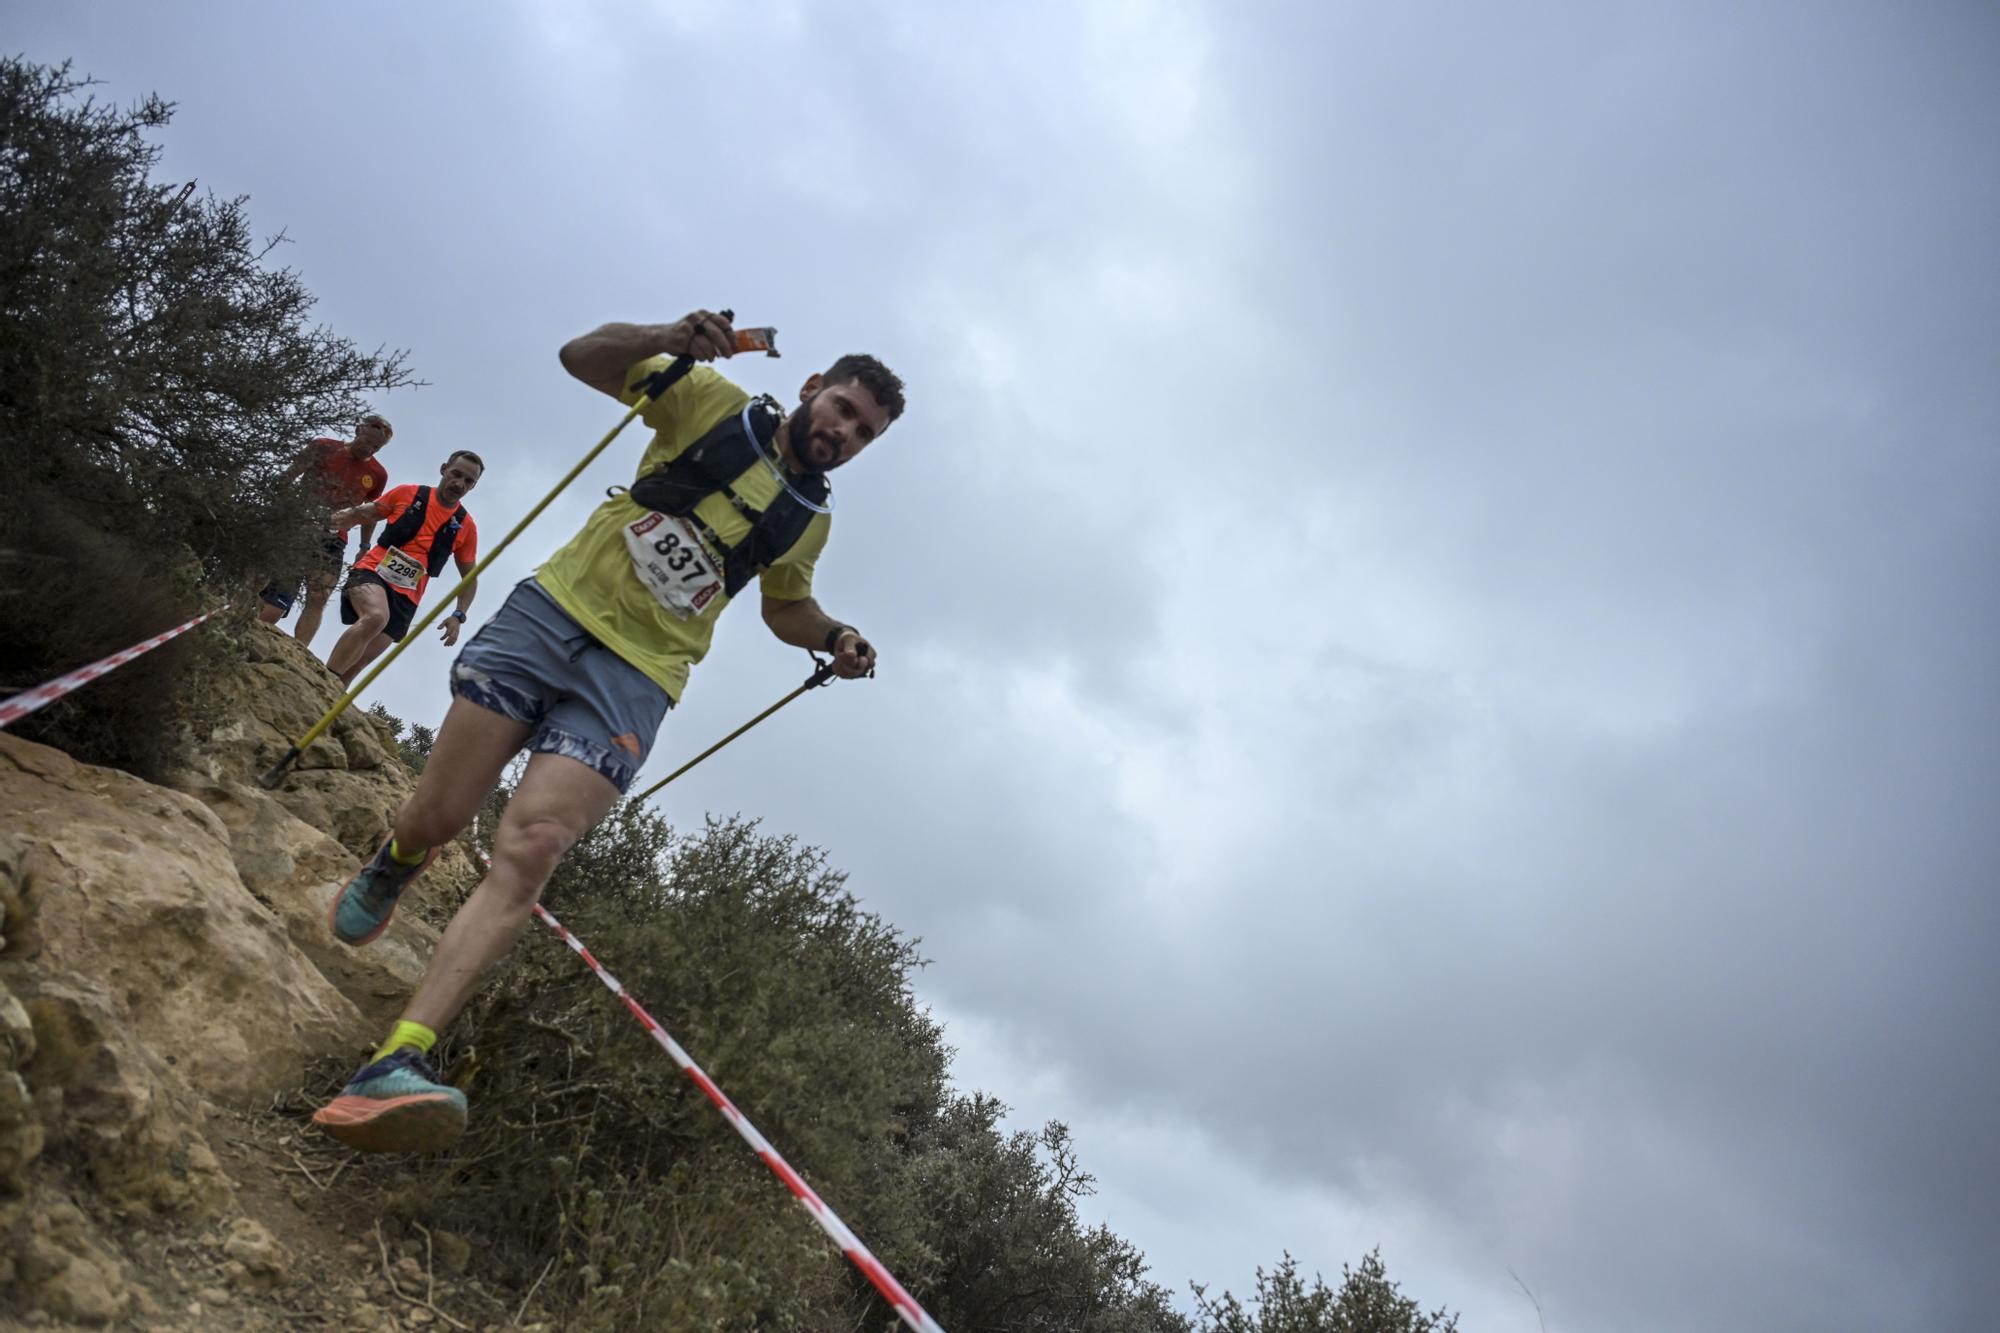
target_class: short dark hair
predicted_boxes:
[445,449,484,472]
[823,354,906,424]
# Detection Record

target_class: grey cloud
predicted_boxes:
[14,2,1998,1329]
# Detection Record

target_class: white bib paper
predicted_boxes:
[623,512,723,619]
[378,545,424,592]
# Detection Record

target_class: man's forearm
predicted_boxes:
[762,595,845,652]
[455,575,478,615]
[559,322,681,397]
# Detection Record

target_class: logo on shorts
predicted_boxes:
[611,733,641,757]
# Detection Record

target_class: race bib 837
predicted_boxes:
[623,512,723,619]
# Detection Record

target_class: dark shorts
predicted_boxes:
[340,569,418,642]
[259,536,348,613]
[449,579,672,794]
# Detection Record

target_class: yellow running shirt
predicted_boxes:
[535,361,829,701]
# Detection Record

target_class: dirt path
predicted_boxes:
[14,1093,552,1333]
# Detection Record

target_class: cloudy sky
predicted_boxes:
[16,3,1999,1329]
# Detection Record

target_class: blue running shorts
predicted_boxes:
[449,579,672,794]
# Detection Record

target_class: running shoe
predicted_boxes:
[329,840,436,946]
[311,1048,467,1153]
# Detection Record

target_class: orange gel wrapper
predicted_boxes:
[734,326,780,357]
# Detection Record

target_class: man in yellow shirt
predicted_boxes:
[312,310,903,1153]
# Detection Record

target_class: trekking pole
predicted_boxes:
[628,656,839,804]
[261,350,706,788]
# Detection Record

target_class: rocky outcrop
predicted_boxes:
[0,621,486,1324]
[0,740,362,1103]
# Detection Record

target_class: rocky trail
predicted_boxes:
[2,626,554,1330]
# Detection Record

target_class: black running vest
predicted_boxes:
[372,486,469,578]
[627,396,829,598]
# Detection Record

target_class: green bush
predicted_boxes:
[360,808,1186,1330]
[0,56,411,775]
[1192,1249,1460,1333]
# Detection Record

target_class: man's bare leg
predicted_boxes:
[339,631,395,687]
[400,750,621,1033]
[313,697,538,1151]
[326,582,390,678]
[257,598,286,626]
[294,570,339,648]
[390,696,537,852]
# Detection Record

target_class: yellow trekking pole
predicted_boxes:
[261,350,705,788]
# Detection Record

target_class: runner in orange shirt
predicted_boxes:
[323,451,484,685]
[258,413,394,648]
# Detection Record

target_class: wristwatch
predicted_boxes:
[449,610,468,623]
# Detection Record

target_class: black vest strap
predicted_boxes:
[375,486,468,579]
[627,398,829,598]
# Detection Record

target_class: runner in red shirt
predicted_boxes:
[258,413,395,648]
[324,451,484,685]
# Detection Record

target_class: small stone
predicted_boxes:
[198,1284,231,1305]
[222,1216,287,1285]
[431,1229,473,1276]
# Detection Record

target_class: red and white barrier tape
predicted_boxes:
[0,604,232,729]
[528,900,947,1333]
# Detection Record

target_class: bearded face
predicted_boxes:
[784,379,891,474]
[786,395,840,472]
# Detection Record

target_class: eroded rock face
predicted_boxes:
[172,627,480,1018]
[170,773,439,1031]
[0,972,43,1189]
[10,1194,133,1323]
[10,970,232,1219]
[0,733,365,1104]
[0,616,493,1324]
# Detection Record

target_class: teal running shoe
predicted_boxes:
[311,1048,467,1153]
[330,840,436,946]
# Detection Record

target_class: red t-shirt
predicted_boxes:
[306,438,390,549]
[353,484,478,604]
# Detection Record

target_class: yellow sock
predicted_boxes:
[373,1020,437,1063]
[387,836,427,866]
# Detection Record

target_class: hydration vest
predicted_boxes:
[628,396,830,598]
[373,486,469,578]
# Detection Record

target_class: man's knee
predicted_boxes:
[494,816,575,889]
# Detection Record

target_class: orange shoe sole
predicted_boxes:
[313,1092,466,1154]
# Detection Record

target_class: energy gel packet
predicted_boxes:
[734,326,780,357]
